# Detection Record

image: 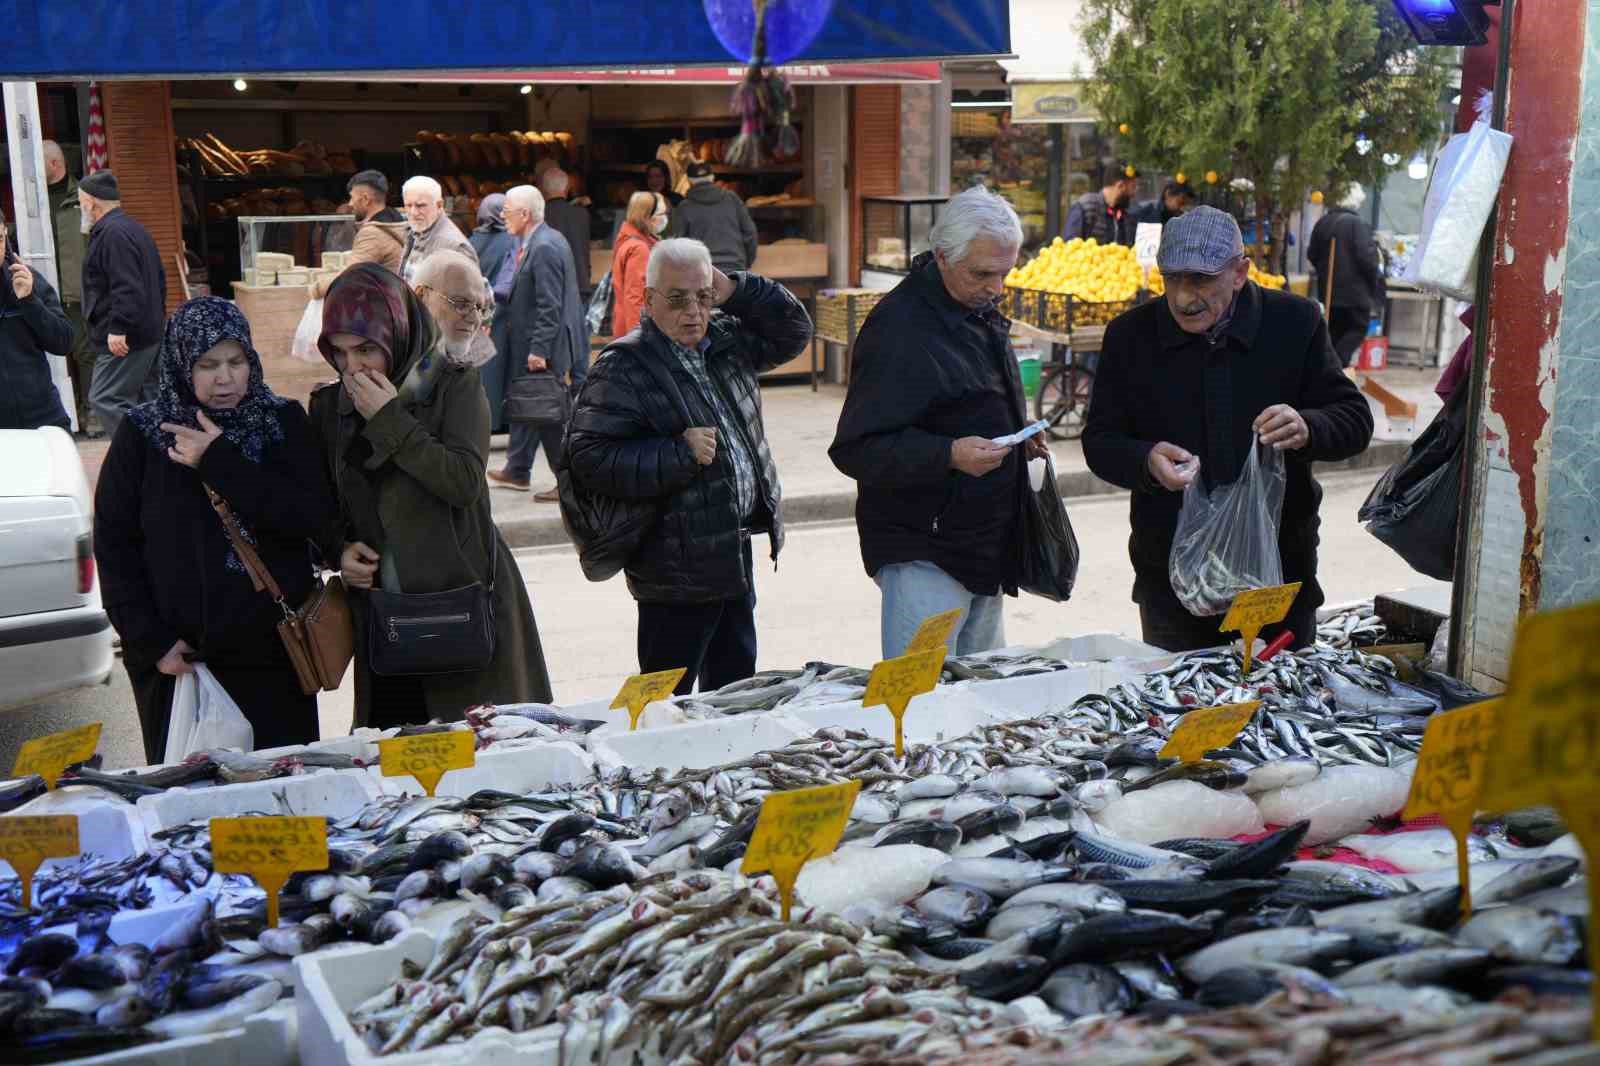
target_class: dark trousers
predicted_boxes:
[62,304,96,428]
[1139,600,1317,655]
[1328,306,1370,368]
[637,538,757,695]
[506,420,566,481]
[127,652,318,764]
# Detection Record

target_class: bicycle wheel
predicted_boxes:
[1035,358,1097,440]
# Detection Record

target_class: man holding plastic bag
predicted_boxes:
[1085,207,1373,652]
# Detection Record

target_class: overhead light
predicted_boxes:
[1408,152,1430,180]
[233,79,248,92]
[1390,0,1490,46]
[520,84,533,95]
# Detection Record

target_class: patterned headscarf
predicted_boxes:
[318,262,446,409]
[129,296,292,461]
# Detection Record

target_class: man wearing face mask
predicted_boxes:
[1084,206,1374,652]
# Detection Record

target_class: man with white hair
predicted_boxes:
[43,141,95,432]
[831,186,1047,659]
[488,185,586,499]
[397,175,478,283]
[413,250,492,365]
[1308,185,1385,367]
[565,238,812,694]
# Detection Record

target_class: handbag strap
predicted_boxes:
[205,485,293,617]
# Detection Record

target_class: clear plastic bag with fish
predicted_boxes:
[163,664,254,763]
[1168,438,1287,616]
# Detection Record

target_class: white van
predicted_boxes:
[0,426,115,709]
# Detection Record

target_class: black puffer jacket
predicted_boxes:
[0,267,75,431]
[565,273,812,603]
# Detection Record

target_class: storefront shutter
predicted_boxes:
[850,86,900,285]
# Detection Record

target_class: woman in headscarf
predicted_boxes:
[308,263,552,728]
[471,193,516,433]
[94,297,335,762]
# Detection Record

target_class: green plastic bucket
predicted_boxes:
[1017,354,1041,400]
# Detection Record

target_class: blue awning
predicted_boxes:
[6,1,1009,79]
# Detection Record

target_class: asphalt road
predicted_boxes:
[2,468,1435,773]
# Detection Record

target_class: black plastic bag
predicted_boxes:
[1358,383,1468,581]
[1019,456,1080,601]
[557,468,660,583]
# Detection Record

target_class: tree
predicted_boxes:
[1082,0,1451,270]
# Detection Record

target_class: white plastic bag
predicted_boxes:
[1406,92,1513,299]
[290,298,324,363]
[1168,439,1287,616]
[163,664,254,763]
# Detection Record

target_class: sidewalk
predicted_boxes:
[73,358,1442,548]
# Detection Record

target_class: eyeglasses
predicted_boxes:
[420,287,490,320]
[655,289,716,311]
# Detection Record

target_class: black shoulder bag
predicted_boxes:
[365,516,499,677]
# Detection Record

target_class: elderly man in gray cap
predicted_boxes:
[1084,206,1373,652]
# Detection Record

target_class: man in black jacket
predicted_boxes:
[1084,206,1375,652]
[566,238,812,694]
[1308,186,1385,367]
[79,170,166,440]
[668,162,759,274]
[1064,162,1139,246]
[831,187,1046,660]
[0,230,76,431]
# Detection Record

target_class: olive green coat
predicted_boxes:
[309,359,552,727]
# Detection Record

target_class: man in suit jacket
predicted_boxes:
[540,168,593,387]
[488,185,586,501]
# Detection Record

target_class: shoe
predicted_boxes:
[533,488,559,503]
[487,469,530,491]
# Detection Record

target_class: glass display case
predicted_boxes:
[236,214,355,287]
[860,196,948,277]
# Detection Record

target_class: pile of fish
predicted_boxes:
[1315,603,1389,650]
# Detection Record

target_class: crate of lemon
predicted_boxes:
[1003,237,1288,335]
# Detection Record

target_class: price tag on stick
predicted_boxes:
[863,649,944,757]
[905,608,963,656]
[211,816,329,928]
[741,779,862,921]
[1220,583,1302,673]
[611,668,687,731]
[379,731,476,797]
[1159,701,1261,763]
[13,723,102,789]
[0,816,78,910]
[1402,698,1500,918]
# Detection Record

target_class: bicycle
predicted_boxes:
[1034,342,1097,441]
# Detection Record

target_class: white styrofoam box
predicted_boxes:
[589,714,807,775]
[785,687,1007,746]
[296,928,564,1066]
[65,1001,295,1066]
[256,730,383,767]
[1,784,148,864]
[370,740,593,799]
[137,769,383,835]
[956,668,1110,722]
[108,892,218,949]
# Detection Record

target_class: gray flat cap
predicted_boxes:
[1157,205,1245,275]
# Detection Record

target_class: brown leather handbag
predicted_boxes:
[206,486,353,695]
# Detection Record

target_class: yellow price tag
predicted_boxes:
[863,649,943,757]
[611,668,687,731]
[0,816,78,910]
[379,731,476,797]
[13,723,102,790]
[1220,582,1302,673]
[904,608,963,655]
[210,816,329,928]
[1159,701,1260,763]
[741,779,862,921]
[1402,698,1500,919]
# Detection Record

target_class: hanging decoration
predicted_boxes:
[85,82,109,173]
[705,0,833,168]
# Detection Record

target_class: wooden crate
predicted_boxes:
[814,288,886,346]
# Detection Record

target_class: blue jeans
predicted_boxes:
[875,560,1005,660]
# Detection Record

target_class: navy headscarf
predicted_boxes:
[129,296,293,461]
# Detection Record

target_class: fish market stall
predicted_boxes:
[1,618,1594,1066]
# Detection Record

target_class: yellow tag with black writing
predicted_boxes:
[13,723,102,789]
[1220,583,1302,673]
[1159,701,1261,763]
[905,608,963,656]
[1403,699,1499,918]
[379,731,476,797]
[611,668,687,731]
[863,649,944,757]
[0,816,78,910]
[211,816,329,928]
[742,779,863,921]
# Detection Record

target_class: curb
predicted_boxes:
[497,439,1412,551]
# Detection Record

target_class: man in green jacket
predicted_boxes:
[44,140,95,435]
